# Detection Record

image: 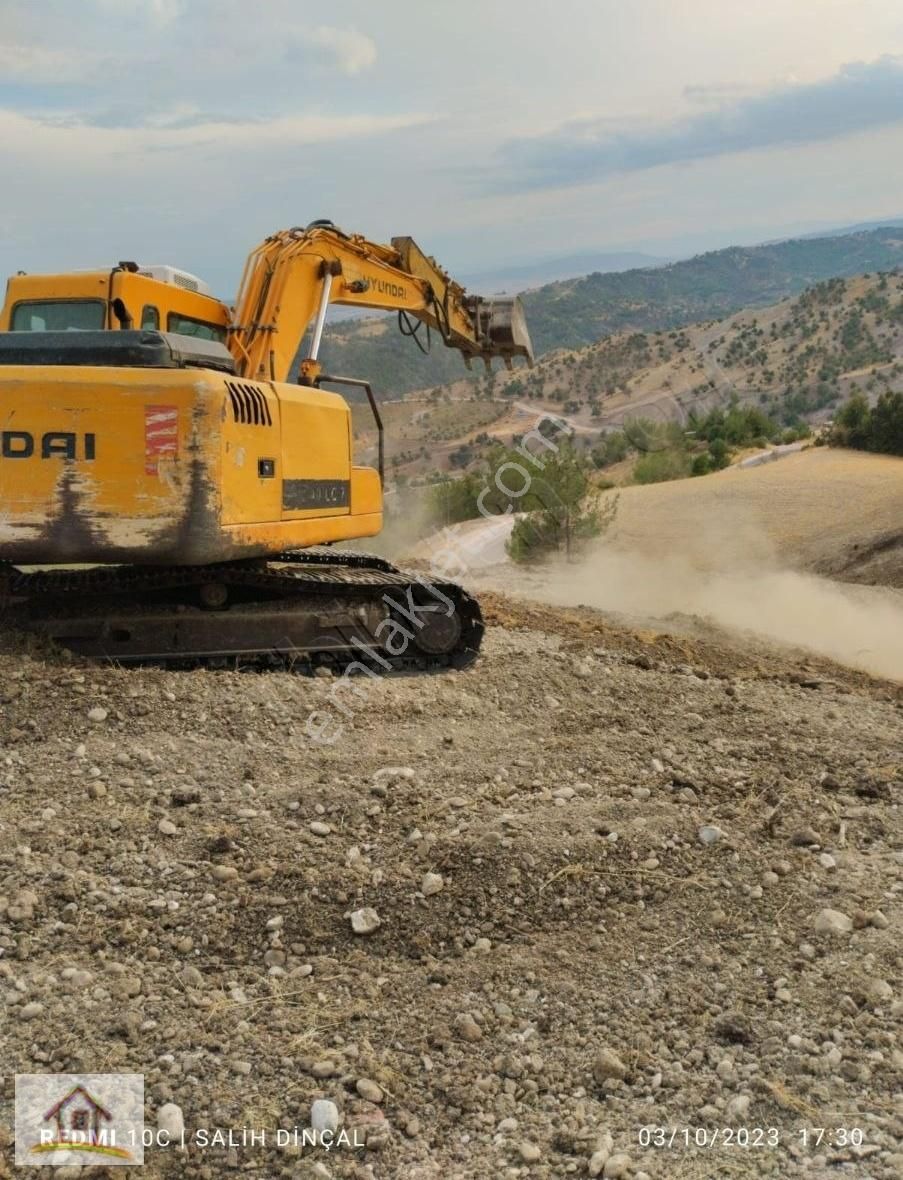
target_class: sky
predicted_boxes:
[1,0,903,296]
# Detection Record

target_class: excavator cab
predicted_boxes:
[1,263,230,338]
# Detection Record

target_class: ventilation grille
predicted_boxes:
[172,272,200,292]
[226,380,272,426]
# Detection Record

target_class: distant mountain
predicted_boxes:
[460,250,671,294]
[522,226,903,355]
[316,226,903,397]
[326,250,670,321]
[792,217,903,241]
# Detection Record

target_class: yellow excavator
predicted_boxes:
[0,221,532,668]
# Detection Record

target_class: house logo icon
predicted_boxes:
[33,1083,133,1161]
[15,1073,145,1167]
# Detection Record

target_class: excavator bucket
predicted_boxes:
[472,296,534,369]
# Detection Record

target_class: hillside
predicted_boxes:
[351,271,903,481]
[599,447,903,594]
[418,447,903,679]
[459,248,671,294]
[500,271,903,427]
[316,226,903,398]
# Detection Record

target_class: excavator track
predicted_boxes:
[0,549,483,674]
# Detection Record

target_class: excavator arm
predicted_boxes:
[229,221,533,384]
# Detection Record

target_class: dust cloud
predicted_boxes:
[529,530,903,684]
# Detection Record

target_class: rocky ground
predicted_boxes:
[0,595,900,1179]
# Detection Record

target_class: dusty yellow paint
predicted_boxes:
[0,222,530,569]
[0,270,229,334]
[230,227,501,383]
[0,366,382,565]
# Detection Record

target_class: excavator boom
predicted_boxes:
[230,222,533,383]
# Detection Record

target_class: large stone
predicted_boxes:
[698,825,724,845]
[157,1103,184,1141]
[814,908,853,935]
[350,907,381,935]
[603,1154,632,1178]
[725,1094,750,1121]
[310,1099,339,1135]
[863,978,893,1004]
[373,766,415,782]
[180,965,205,989]
[593,1048,627,1083]
[356,1078,383,1103]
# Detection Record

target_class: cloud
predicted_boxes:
[93,0,183,25]
[0,107,429,155]
[0,42,105,83]
[146,0,182,23]
[0,7,376,94]
[495,56,903,191]
[296,26,377,76]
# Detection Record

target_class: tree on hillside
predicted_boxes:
[830,390,903,455]
[870,391,903,454]
[591,430,630,468]
[831,392,873,450]
[505,442,616,563]
[425,473,485,527]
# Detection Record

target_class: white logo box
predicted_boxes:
[15,1074,145,1167]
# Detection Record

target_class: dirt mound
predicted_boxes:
[0,597,900,1178]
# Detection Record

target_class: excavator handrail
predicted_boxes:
[315,373,384,487]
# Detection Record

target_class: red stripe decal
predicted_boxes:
[145,405,178,475]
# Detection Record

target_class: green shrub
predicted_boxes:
[691,453,713,476]
[830,391,903,455]
[591,430,630,468]
[633,448,692,484]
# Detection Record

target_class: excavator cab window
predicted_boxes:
[11,299,106,332]
[167,311,226,343]
[141,305,160,330]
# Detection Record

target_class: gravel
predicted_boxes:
[0,591,899,1178]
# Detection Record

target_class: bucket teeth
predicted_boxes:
[466,294,534,367]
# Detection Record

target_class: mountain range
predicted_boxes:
[315,225,903,398]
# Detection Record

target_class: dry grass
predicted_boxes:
[606,447,903,585]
